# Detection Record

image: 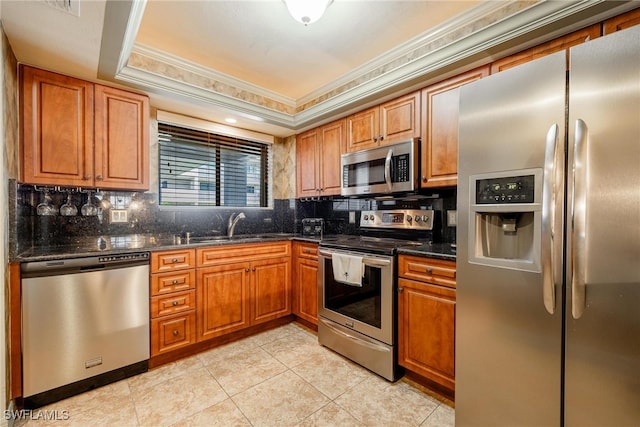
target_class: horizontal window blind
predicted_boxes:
[158,123,270,207]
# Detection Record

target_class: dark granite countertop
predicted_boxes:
[15,233,456,262]
[396,243,457,261]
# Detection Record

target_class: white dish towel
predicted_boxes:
[332,253,364,286]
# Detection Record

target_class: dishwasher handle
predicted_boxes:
[21,252,150,277]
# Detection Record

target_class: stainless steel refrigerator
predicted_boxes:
[456,25,640,426]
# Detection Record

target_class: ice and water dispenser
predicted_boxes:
[468,169,542,272]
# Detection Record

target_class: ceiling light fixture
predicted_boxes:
[224,118,237,124]
[283,0,333,26]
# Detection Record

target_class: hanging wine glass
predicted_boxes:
[36,188,56,216]
[81,190,98,216]
[59,191,78,216]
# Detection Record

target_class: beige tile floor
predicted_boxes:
[15,323,454,427]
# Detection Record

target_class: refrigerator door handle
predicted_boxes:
[571,119,588,319]
[541,124,559,315]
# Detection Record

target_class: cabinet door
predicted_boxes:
[380,91,420,145]
[398,278,456,390]
[421,66,489,188]
[20,66,94,187]
[603,8,640,34]
[251,256,291,325]
[490,24,600,74]
[319,119,346,196]
[296,128,320,197]
[293,257,318,325]
[95,85,149,190]
[346,107,379,152]
[197,263,250,341]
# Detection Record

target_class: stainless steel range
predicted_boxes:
[318,209,433,381]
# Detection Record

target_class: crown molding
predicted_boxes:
[111,0,636,132]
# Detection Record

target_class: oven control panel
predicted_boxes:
[360,209,434,230]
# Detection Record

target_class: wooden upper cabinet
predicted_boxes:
[20,65,149,190]
[95,85,149,190]
[421,66,489,188]
[380,91,420,145]
[603,7,640,34]
[296,128,319,198]
[296,119,345,197]
[346,91,420,152]
[20,66,94,187]
[318,119,346,196]
[490,24,601,74]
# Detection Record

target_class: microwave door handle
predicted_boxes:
[384,148,393,191]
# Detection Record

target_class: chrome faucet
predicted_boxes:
[227,212,246,238]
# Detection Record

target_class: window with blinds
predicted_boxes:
[158,122,270,207]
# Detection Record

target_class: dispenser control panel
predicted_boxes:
[476,174,535,204]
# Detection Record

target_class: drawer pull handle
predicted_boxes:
[426,268,433,274]
[172,279,178,284]
[172,258,178,263]
[173,330,179,336]
[172,301,179,306]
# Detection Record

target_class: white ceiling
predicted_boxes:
[135,1,477,100]
[1,1,636,137]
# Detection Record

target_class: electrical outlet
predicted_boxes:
[447,210,457,227]
[110,209,128,223]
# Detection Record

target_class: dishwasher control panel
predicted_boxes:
[98,252,149,263]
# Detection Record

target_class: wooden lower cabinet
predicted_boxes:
[150,249,197,356]
[398,255,456,391]
[292,242,319,325]
[197,262,251,341]
[196,242,292,342]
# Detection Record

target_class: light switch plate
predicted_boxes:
[447,210,457,227]
[110,209,128,223]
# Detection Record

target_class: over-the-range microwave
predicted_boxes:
[341,139,420,196]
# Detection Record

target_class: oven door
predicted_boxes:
[318,248,395,345]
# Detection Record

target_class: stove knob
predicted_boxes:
[406,215,412,222]
[414,215,421,222]
[422,215,430,223]
[363,215,369,221]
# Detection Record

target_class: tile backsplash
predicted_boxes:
[10,179,456,257]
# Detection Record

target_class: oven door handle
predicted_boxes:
[318,249,391,267]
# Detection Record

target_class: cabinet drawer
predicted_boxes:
[151,290,196,318]
[151,249,195,272]
[398,255,456,288]
[151,270,196,295]
[294,242,318,260]
[198,241,291,267]
[151,311,196,356]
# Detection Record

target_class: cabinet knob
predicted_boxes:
[83,174,92,180]
[172,330,179,336]
[398,287,404,293]
[172,279,178,284]
[426,268,433,274]
[172,300,179,306]
[379,135,384,141]
[422,176,427,182]
[96,175,103,181]
[172,258,178,263]
[252,267,256,272]
[245,268,250,272]
[373,137,378,142]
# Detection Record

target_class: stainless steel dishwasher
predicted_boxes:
[21,252,150,408]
